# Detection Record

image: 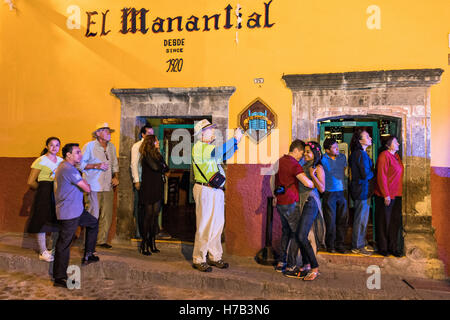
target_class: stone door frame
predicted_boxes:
[282,69,444,265]
[111,87,235,239]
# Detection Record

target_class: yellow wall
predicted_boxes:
[1,0,449,166]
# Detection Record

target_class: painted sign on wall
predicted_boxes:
[83,1,275,38]
[76,1,275,73]
[238,98,277,143]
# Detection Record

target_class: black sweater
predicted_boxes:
[349,148,375,200]
[139,154,168,205]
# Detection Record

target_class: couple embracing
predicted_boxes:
[272,139,326,281]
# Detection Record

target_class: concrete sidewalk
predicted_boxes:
[0,232,448,300]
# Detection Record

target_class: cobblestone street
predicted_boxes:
[1,2,450,316]
[1,267,449,301]
[0,270,266,300]
[0,233,449,301]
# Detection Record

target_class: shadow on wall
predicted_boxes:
[0,158,34,233]
[0,158,37,250]
[224,164,282,257]
[19,189,34,218]
[19,189,36,250]
[256,173,282,253]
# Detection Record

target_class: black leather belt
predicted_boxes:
[195,182,225,191]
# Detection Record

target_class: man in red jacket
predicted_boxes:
[272,139,314,277]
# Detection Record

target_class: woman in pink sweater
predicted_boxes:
[374,136,404,257]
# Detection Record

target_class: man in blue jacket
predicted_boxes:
[349,129,375,256]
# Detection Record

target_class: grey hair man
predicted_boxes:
[80,123,119,249]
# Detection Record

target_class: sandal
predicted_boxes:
[303,271,320,281]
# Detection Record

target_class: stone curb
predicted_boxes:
[0,231,446,299]
[0,251,383,299]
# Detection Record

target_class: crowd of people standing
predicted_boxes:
[272,129,404,281]
[26,123,121,287]
[25,119,243,287]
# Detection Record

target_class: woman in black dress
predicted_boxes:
[138,135,168,255]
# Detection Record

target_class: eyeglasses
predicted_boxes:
[104,150,109,161]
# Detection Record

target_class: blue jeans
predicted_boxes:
[352,198,371,249]
[297,197,319,269]
[276,202,299,268]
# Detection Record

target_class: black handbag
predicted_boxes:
[208,171,226,189]
[193,161,225,189]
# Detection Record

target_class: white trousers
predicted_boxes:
[192,184,225,264]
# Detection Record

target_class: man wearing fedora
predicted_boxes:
[80,123,119,249]
[191,119,243,272]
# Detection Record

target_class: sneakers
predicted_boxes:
[207,258,229,269]
[365,245,375,252]
[283,266,299,278]
[351,248,372,256]
[193,262,212,272]
[82,253,100,266]
[39,250,54,262]
[283,266,311,279]
[275,262,286,273]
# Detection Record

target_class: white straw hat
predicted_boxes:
[92,122,115,137]
[194,119,216,136]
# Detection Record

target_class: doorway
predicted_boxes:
[317,115,403,251]
[112,86,234,240]
[138,116,212,242]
